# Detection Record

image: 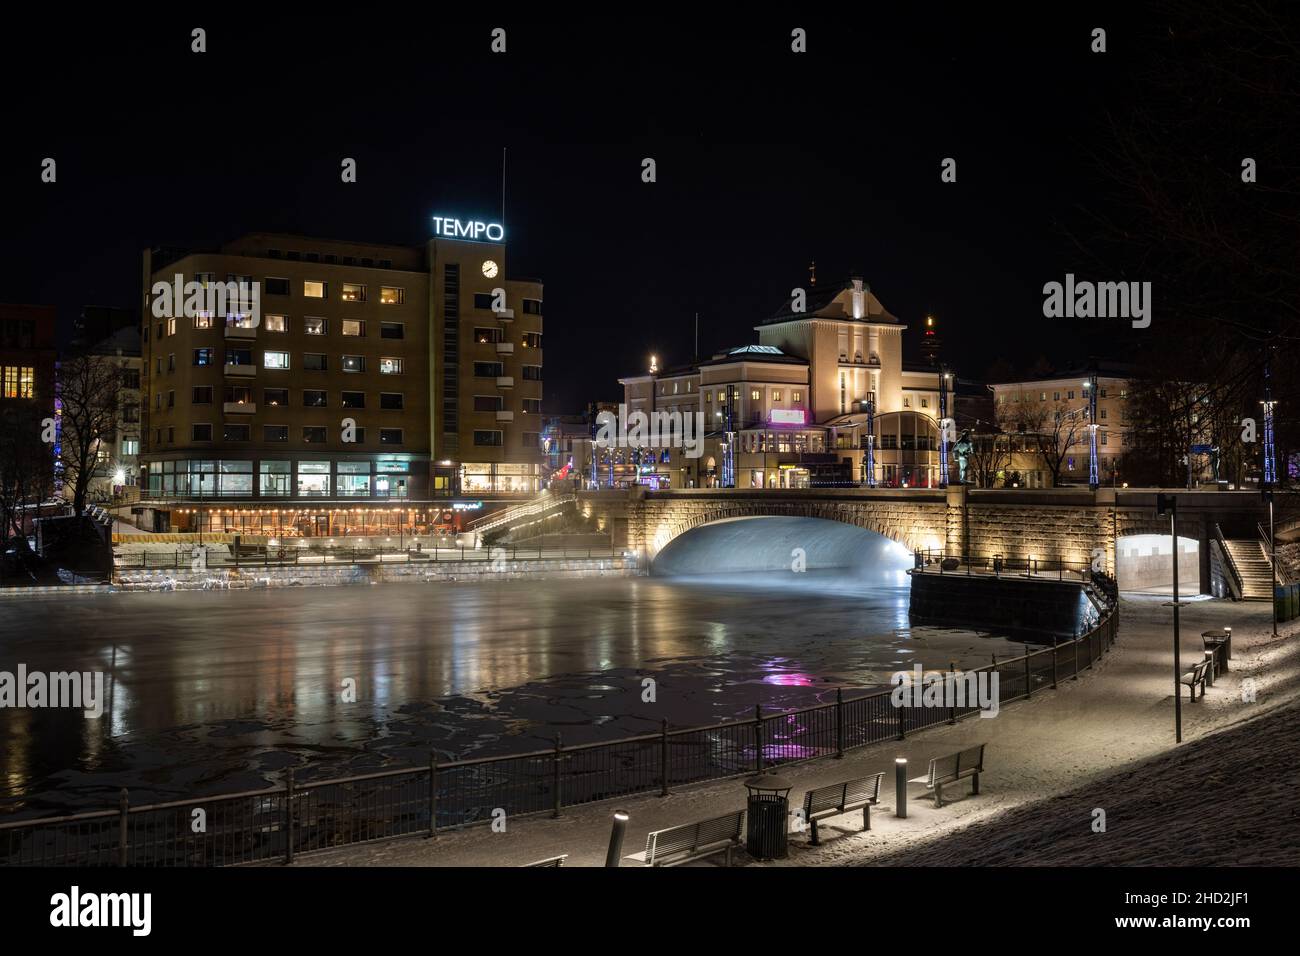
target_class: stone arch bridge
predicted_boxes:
[576,486,1278,593]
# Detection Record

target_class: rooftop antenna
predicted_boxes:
[809,260,817,287]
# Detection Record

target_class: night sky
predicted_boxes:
[3,10,1152,413]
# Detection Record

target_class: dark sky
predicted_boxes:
[2,9,1150,412]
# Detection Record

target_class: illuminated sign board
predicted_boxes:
[768,409,806,426]
[432,216,504,242]
[452,501,484,511]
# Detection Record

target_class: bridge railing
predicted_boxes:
[0,604,1120,867]
[911,549,1098,584]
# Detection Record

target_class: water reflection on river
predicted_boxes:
[0,571,1034,815]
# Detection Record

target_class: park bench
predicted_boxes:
[802,771,884,845]
[1180,658,1211,700]
[625,809,745,867]
[1201,630,1230,674]
[909,744,986,808]
[521,854,568,867]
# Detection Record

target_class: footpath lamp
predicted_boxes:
[1262,360,1279,636]
[1157,492,1183,743]
[1085,375,1099,491]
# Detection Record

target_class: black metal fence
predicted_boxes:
[0,605,1119,867]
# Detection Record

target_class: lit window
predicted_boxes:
[264,351,290,369]
[166,317,176,336]
[341,355,365,373]
[193,313,214,329]
[304,316,326,335]
[341,319,365,336]
[793,391,802,403]
[341,283,366,302]
[773,391,782,402]
[379,287,405,305]
[264,314,287,332]
[379,357,403,375]
[750,390,760,401]
[304,281,326,298]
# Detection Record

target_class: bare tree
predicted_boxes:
[0,405,56,551]
[967,432,1012,488]
[1001,399,1089,486]
[58,353,121,516]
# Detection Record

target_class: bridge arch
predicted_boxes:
[638,493,950,563]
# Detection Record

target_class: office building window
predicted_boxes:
[303,426,327,443]
[167,390,175,408]
[473,430,503,446]
[473,293,495,310]
[265,277,290,296]
[380,322,404,339]
[341,355,365,373]
[304,353,327,371]
[341,391,365,409]
[522,398,542,414]
[264,314,287,332]
[264,351,290,369]
[750,389,761,401]
[304,316,326,335]
[379,357,403,374]
[297,460,330,495]
[379,429,403,445]
[263,388,289,406]
[303,390,327,407]
[192,424,212,441]
[379,286,405,305]
[223,424,250,442]
[193,313,214,330]
[522,365,543,381]
[260,460,290,495]
[341,319,365,337]
[474,395,503,412]
[193,348,214,366]
[473,361,503,377]
[167,353,175,371]
[121,438,139,456]
[303,280,326,298]
[226,348,253,367]
[474,327,502,344]
[341,283,366,302]
[166,317,177,336]
[522,299,543,315]
[379,392,403,410]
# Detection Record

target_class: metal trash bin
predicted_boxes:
[1200,630,1229,674]
[743,773,793,861]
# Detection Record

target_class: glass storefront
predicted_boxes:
[460,462,540,494]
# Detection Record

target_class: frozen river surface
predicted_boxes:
[0,572,1038,815]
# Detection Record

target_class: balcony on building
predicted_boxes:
[224,362,256,377]
[496,375,514,388]
[495,342,514,355]
[223,401,256,414]
[224,315,258,339]
[495,410,514,422]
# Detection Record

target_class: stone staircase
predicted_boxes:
[1222,538,1274,600]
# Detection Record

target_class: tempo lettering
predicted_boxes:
[431,216,505,242]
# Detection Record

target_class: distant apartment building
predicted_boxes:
[989,372,1134,487]
[85,324,142,500]
[0,304,56,411]
[137,228,543,536]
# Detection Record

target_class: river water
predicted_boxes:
[0,572,1038,816]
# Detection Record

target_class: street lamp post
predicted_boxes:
[1157,493,1182,743]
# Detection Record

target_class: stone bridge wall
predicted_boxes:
[578,487,1275,593]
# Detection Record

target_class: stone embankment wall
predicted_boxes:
[113,556,637,592]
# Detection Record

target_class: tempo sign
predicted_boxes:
[432,216,504,242]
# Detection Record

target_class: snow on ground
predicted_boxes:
[293,595,1299,867]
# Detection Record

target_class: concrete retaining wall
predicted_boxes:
[112,556,638,592]
[909,572,1088,636]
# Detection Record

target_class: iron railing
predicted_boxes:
[113,544,622,572]
[0,604,1119,867]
